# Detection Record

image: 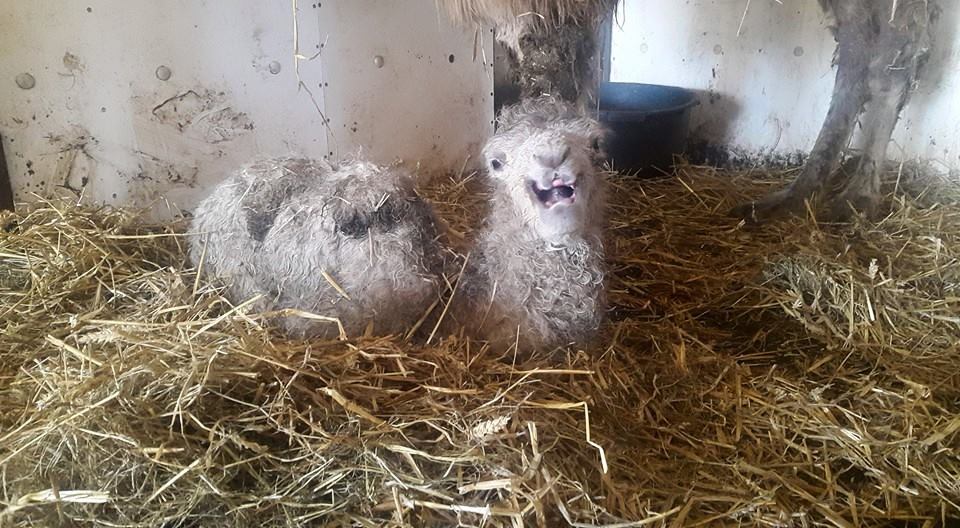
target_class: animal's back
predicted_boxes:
[190,157,330,314]
[190,157,444,338]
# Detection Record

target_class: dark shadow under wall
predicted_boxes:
[685,87,808,171]
[0,134,13,211]
[493,40,521,115]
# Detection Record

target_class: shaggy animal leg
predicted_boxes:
[731,0,879,223]
[437,0,617,109]
[825,2,933,220]
[824,77,909,219]
[511,22,603,108]
[730,62,869,223]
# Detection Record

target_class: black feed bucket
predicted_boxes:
[598,82,699,174]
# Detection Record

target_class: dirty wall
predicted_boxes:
[0,1,493,217]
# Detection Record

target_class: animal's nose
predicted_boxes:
[535,145,571,169]
[551,173,573,187]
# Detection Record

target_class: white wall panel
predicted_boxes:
[0,1,493,217]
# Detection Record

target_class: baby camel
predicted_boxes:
[189,157,445,339]
[458,97,609,353]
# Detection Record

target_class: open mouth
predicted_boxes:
[531,181,576,208]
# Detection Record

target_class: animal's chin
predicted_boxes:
[536,216,585,240]
[530,181,576,209]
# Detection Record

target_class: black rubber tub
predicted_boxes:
[598,82,699,174]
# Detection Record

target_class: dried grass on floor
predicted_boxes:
[2,164,960,527]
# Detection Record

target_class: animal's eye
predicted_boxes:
[591,137,601,151]
[490,159,504,170]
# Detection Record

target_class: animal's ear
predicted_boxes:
[589,125,611,154]
[488,151,507,171]
[589,129,606,152]
[587,127,610,165]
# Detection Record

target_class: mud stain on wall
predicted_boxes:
[126,150,200,206]
[62,51,84,73]
[47,125,97,195]
[151,89,254,143]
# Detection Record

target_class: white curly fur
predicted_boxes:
[189,157,445,339]
[460,97,609,352]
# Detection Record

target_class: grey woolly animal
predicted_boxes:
[189,156,445,339]
[458,97,609,352]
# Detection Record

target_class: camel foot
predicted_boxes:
[822,189,881,222]
[729,188,808,225]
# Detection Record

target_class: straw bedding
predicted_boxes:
[2,163,959,527]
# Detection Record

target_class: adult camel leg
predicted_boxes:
[825,1,934,219]
[730,56,869,219]
[510,21,605,109]
[825,77,909,219]
[730,0,875,223]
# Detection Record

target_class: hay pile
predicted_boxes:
[2,164,959,527]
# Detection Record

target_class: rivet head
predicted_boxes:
[155,65,172,81]
[373,55,384,68]
[15,73,35,90]
[268,61,282,74]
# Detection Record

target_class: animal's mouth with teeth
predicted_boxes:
[531,181,576,208]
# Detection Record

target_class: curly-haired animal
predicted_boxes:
[189,157,445,339]
[456,97,609,353]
